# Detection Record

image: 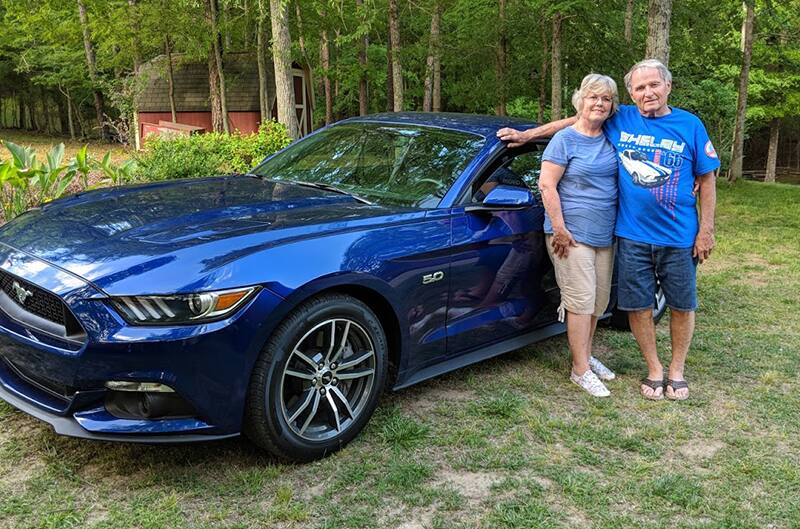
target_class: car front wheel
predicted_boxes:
[244,294,388,462]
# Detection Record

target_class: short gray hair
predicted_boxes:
[571,73,619,115]
[624,59,672,91]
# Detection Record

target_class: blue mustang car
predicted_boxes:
[0,113,664,461]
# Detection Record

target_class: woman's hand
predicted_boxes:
[551,227,577,258]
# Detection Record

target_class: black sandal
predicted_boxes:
[665,379,689,401]
[640,377,665,400]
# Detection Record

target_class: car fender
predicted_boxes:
[245,271,408,378]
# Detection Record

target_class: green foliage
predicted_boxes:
[670,78,738,168]
[0,140,123,221]
[132,121,291,181]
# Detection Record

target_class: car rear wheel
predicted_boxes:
[244,294,388,462]
[609,284,667,330]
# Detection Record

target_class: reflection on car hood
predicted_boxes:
[0,176,411,293]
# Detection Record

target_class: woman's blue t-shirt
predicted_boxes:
[541,126,618,247]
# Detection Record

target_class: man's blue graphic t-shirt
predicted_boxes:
[603,105,720,248]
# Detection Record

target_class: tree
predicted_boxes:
[495,0,508,116]
[207,0,229,133]
[77,0,109,139]
[388,0,403,111]
[270,0,300,139]
[356,0,369,115]
[646,0,671,65]
[550,12,563,120]
[319,8,333,125]
[257,0,271,122]
[624,0,635,44]
[728,0,755,183]
[423,1,441,112]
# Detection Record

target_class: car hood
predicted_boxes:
[0,176,414,294]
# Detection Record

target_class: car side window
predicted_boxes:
[356,127,484,206]
[467,144,545,203]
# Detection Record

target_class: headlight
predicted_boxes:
[109,287,258,325]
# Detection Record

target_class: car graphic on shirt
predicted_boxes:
[619,149,672,188]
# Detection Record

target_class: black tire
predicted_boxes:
[244,294,388,462]
[609,284,667,330]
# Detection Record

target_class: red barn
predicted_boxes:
[135,52,314,143]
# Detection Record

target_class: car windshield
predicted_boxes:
[252,123,485,208]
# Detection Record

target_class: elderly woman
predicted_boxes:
[538,74,620,397]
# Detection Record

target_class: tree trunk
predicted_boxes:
[129,0,143,148]
[129,0,143,72]
[728,0,754,183]
[495,0,508,116]
[165,36,178,123]
[423,2,441,112]
[270,0,300,139]
[538,26,549,123]
[765,118,780,183]
[77,0,109,140]
[257,0,271,122]
[645,0,671,66]
[60,86,76,140]
[295,2,309,63]
[388,0,403,111]
[208,52,224,132]
[356,0,369,115]
[321,28,333,125]
[243,0,251,49]
[386,32,394,112]
[334,30,341,106]
[433,45,441,112]
[207,0,229,132]
[624,0,635,43]
[223,2,231,49]
[550,13,563,121]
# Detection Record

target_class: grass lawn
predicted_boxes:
[0,180,798,529]
[0,129,131,167]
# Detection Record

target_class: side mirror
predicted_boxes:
[465,185,535,212]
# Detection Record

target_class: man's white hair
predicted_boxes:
[571,73,619,115]
[624,59,672,91]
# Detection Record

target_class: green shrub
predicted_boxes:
[133,120,292,181]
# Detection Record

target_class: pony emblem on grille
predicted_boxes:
[12,281,33,305]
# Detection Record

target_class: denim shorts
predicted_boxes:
[617,237,698,312]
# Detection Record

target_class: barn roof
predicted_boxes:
[136,52,307,113]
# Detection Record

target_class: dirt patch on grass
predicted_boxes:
[395,508,435,529]
[0,457,44,488]
[381,505,435,529]
[436,469,500,504]
[398,384,475,418]
[678,439,725,460]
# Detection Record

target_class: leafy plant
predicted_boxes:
[0,140,131,222]
[133,121,292,181]
[99,152,137,186]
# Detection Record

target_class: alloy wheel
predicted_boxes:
[279,318,376,441]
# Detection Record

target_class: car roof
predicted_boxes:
[338,112,538,138]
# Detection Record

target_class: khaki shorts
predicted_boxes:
[545,235,614,320]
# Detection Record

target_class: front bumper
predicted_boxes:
[0,253,286,441]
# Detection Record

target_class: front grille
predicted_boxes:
[0,269,66,325]
[3,357,74,400]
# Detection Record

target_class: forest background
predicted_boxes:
[0,0,799,184]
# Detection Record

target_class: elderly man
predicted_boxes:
[498,59,718,400]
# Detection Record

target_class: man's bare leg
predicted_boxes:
[629,309,663,398]
[666,310,694,399]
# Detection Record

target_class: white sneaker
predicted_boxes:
[570,369,611,397]
[589,356,616,381]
